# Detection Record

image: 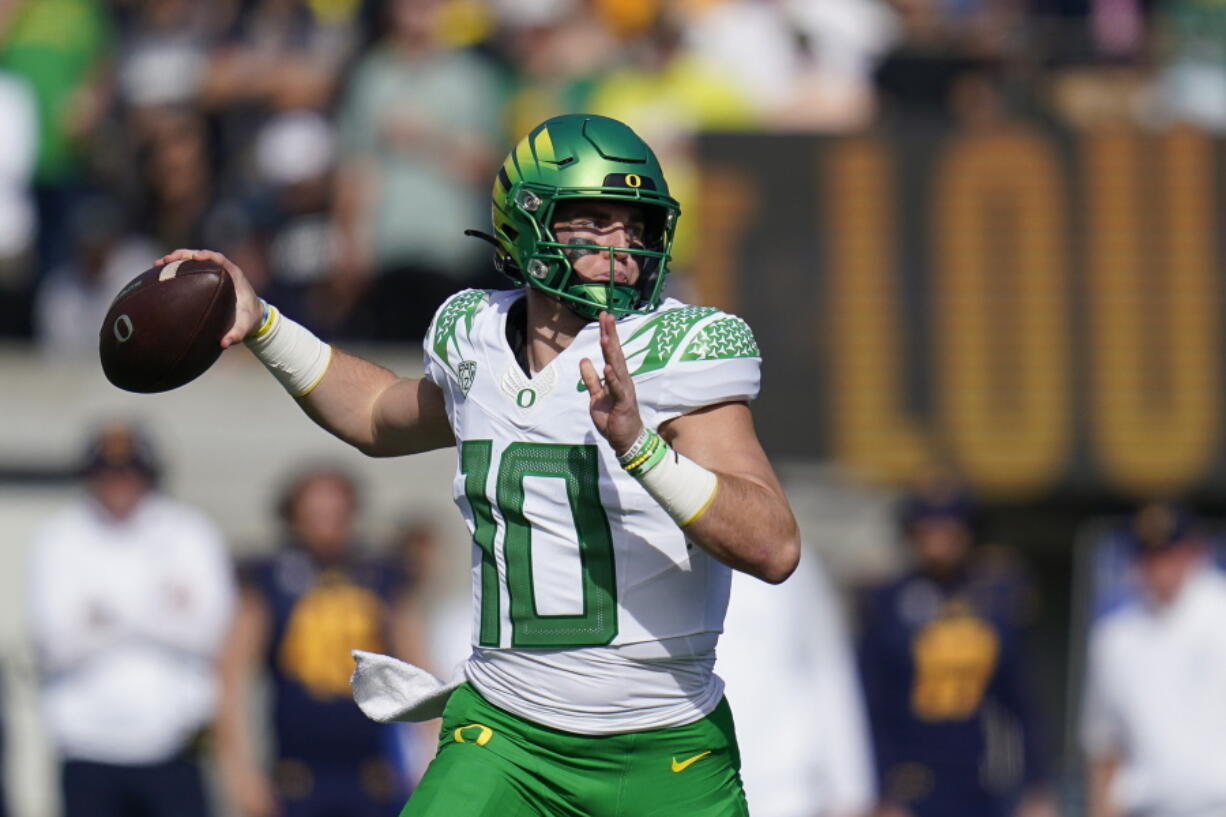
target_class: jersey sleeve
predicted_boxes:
[626,308,762,426]
[422,289,492,390]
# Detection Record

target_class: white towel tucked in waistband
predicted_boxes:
[349,650,463,723]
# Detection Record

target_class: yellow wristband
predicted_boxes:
[249,300,279,340]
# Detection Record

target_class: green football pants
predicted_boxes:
[402,683,750,817]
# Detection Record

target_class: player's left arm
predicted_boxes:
[581,312,799,584]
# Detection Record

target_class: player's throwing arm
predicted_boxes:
[152,249,454,457]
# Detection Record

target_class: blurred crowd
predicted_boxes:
[24,422,457,817]
[16,420,1226,817]
[1,0,1224,347]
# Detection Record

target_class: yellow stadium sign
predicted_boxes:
[694,126,1223,500]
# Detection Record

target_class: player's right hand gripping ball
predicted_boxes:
[99,259,235,393]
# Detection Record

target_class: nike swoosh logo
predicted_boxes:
[670,751,712,773]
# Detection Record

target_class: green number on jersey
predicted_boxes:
[460,441,618,648]
[461,441,501,646]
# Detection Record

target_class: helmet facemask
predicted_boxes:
[510,186,677,321]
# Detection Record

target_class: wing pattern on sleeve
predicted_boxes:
[430,289,490,376]
[616,305,763,424]
[621,306,721,378]
[680,316,759,361]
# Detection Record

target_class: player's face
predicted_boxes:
[552,200,647,287]
[290,474,356,561]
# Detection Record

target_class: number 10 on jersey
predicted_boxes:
[461,441,619,649]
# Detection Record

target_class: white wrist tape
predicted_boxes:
[244,303,333,397]
[631,435,719,528]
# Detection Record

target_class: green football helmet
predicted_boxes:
[477,114,681,321]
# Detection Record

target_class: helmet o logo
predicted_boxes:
[624,174,642,188]
[113,314,134,343]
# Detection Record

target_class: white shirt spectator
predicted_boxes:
[684,0,896,123]
[1081,567,1226,817]
[28,494,236,765]
[0,70,37,259]
[34,236,157,357]
[717,549,875,817]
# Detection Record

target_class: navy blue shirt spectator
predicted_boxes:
[858,486,1054,817]
[215,466,424,817]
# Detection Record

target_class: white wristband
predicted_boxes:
[244,303,333,397]
[635,445,719,528]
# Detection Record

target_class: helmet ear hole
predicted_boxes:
[637,257,663,307]
[642,207,668,251]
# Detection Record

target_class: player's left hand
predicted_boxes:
[580,311,644,456]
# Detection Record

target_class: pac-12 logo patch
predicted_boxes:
[458,360,477,395]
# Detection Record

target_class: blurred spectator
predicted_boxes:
[214,465,424,817]
[33,194,156,356]
[392,516,468,689]
[333,0,503,340]
[1028,0,1157,62]
[225,110,344,332]
[207,0,363,112]
[874,0,1019,125]
[495,0,617,140]
[717,548,876,817]
[682,0,897,130]
[585,10,756,268]
[1088,0,1150,59]
[387,516,469,785]
[1148,0,1226,131]
[26,422,236,817]
[857,483,1056,817]
[1080,502,1226,817]
[0,69,38,337]
[0,0,114,280]
[887,0,1021,53]
[776,0,899,128]
[585,10,757,134]
[204,0,369,179]
[133,109,247,254]
[113,0,212,115]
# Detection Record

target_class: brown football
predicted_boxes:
[99,259,235,393]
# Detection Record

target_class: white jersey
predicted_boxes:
[423,289,761,733]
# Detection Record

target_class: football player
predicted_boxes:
[157,113,800,817]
